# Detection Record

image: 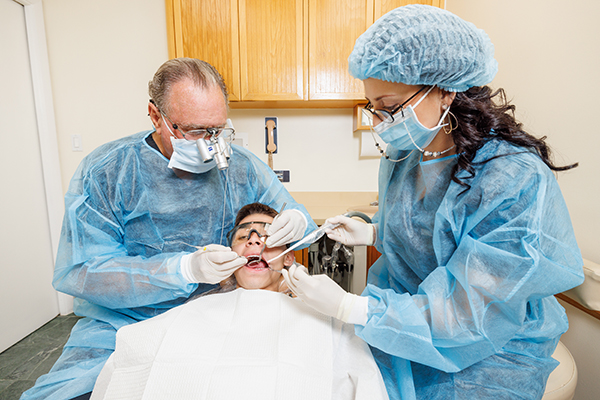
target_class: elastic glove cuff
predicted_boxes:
[180,253,196,283]
[371,223,380,247]
[290,208,308,229]
[337,293,369,325]
[367,224,376,246]
[291,209,308,232]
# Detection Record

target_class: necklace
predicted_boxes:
[371,131,456,162]
[422,145,456,158]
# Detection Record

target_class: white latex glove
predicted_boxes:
[265,209,307,247]
[324,215,376,246]
[181,244,247,284]
[282,264,368,325]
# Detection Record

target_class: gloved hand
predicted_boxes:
[282,264,368,324]
[181,244,247,284]
[324,215,376,246]
[265,209,307,247]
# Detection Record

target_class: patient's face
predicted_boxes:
[231,213,294,291]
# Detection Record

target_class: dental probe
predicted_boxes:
[265,221,341,264]
[245,254,283,273]
[246,202,286,267]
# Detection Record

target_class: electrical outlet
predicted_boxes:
[265,117,278,154]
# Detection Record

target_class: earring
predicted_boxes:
[443,111,458,135]
[441,103,449,110]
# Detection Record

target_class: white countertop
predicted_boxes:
[290,192,378,225]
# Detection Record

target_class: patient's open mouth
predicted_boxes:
[245,255,268,270]
[245,255,283,273]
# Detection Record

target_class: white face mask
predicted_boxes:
[373,86,450,151]
[168,137,217,174]
[162,115,217,174]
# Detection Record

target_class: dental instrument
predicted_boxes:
[265,220,341,264]
[245,255,282,273]
[245,254,282,273]
[247,202,286,267]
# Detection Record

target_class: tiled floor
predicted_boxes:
[0,314,80,400]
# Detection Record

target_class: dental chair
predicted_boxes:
[542,258,600,400]
[542,340,577,400]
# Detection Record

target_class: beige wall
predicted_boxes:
[43,0,598,259]
[43,0,170,189]
[42,0,380,195]
[446,0,600,264]
[228,108,380,192]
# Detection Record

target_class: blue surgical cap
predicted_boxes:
[349,5,498,92]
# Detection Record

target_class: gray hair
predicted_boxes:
[148,58,229,113]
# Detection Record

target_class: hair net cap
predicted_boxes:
[349,4,498,92]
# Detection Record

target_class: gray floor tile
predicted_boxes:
[0,379,35,400]
[0,314,80,400]
[0,380,12,394]
[27,346,64,382]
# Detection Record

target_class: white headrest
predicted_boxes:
[562,258,600,311]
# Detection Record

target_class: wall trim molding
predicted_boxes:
[16,0,72,315]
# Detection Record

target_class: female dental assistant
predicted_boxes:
[283,5,584,400]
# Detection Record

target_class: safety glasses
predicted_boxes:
[150,99,234,141]
[363,85,429,123]
[227,221,271,246]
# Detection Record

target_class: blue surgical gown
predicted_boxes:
[20,131,317,400]
[356,139,584,400]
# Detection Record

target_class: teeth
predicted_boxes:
[246,255,261,265]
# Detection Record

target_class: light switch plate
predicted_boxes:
[71,134,83,152]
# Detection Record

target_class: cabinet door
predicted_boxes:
[375,0,443,20]
[238,0,304,101]
[308,0,374,100]
[167,0,241,101]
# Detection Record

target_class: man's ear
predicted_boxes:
[283,252,295,267]
[148,102,161,129]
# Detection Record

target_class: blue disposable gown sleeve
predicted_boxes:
[52,165,198,310]
[52,142,316,312]
[357,154,584,373]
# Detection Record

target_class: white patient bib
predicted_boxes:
[93,289,334,400]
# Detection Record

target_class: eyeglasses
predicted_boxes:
[227,221,271,246]
[363,85,429,124]
[151,100,235,141]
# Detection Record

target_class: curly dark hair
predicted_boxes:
[449,86,577,192]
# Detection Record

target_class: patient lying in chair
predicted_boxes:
[91,203,388,400]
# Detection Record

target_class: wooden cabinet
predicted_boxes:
[238,0,303,101]
[294,248,309,267]
[166,0,442,106]
[367,245,381,272]
[307,0,443,101]
[167,0,302,102]
[307,0,373,100]
[167,0,241,100]
[375,0,444,20]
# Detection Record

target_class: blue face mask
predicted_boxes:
[168,137,217,174]
[162,115,217,174]
[373,86,450,151]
